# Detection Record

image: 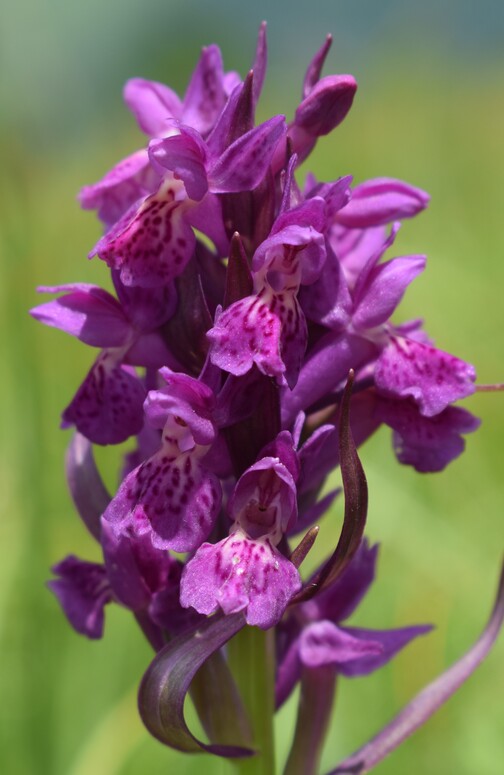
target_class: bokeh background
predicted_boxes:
[1,1,503,773]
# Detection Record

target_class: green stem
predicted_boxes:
[283,667,336,775]
[227,626,276,775]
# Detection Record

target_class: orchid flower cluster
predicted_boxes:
[32,26,503,775]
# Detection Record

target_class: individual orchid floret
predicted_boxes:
[276,540,432,707]
[49,523,199,648]
[30,283,179,444]
[149,113,286,202]
[180,451,301,628]
[207,198,326,387]
[103,372,221,551]
[228,453,298,539]
[79,27,268,232]
[48,556,113,639]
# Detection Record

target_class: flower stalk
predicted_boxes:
[228,626,276,775]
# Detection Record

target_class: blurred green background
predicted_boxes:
[1,1,503,773]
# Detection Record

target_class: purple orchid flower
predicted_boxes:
[207,198,326,388]
[37,26,503,775]
[103,370,222,551]
[276,540,432,707]
[180,447,302,629]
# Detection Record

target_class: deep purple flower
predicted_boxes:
[276,540,432,707]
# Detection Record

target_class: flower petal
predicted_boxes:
[103,448,222,552]
[123,78,182,136]
[335,178,430,229]
[180,530,301,629]
[48,556,112,639]
[91,179,195,288]
[337,624,432,677]
[31,284,131,347]
[375,336,476,417]
[299,620,383,668]
[62,353,146,445]
[209,116,286,193]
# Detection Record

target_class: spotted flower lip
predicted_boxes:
[180,526,302,629]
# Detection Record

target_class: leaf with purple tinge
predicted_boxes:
[65,433,111,540]
[138,612,253,756]
[292,370,368,603]
[328,558,504,775]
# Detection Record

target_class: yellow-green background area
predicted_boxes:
[1,2,503,773]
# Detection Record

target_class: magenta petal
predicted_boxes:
[337,624,432,677]
[209,116,286,193]
[208,296,285,380]
[79,149,158,228]
[180,531,301,629]
[336,177,430,228]
[352,254,426,330]
[123,78,182,136]
[182,45,227,136]
[299,620,383,668]
[92,180,196,288]
[295,74,357,136]
[65,433,111,540]
[48,556,112,639]
[300,245,352,331]
[144,369,216,444]
[149,130,209,201]
[103,449,222,552]
[31,284,131,347]
[375,336,477,417]
[228,455,298,537]
[62,353,145,445]
[101,520,167,610]
[377,399,481,472]
[251,21,267,106]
